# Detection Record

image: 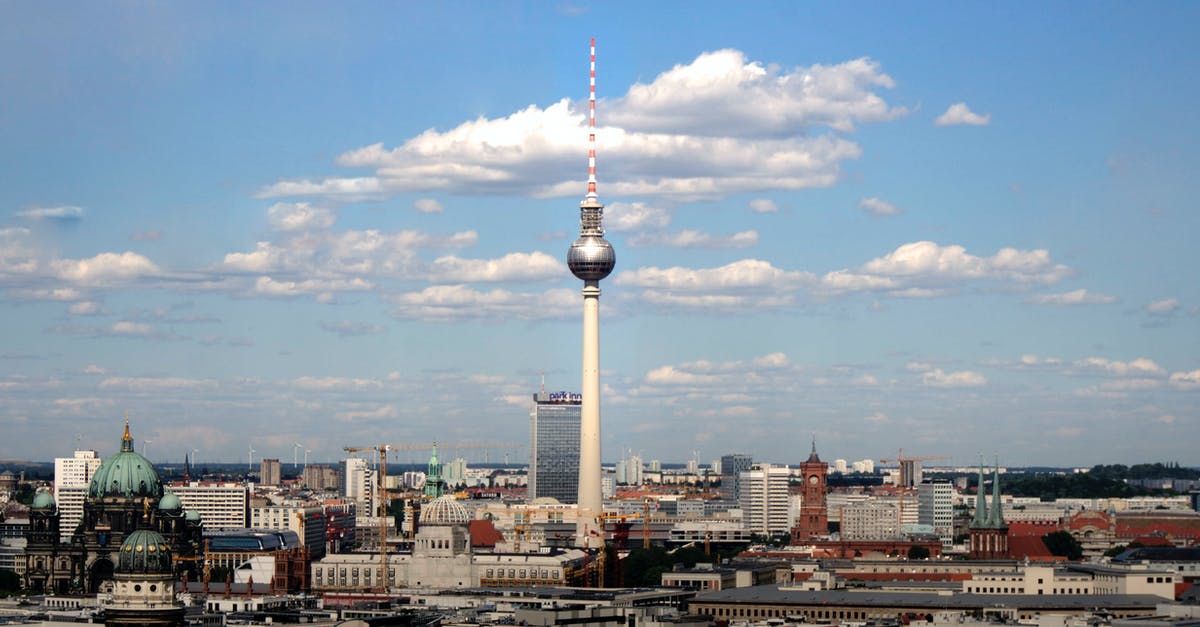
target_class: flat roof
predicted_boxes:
[691,585,1165,610]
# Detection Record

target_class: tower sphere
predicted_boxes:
[567,235,615,281]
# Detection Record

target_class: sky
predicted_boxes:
[1,2,1198,469]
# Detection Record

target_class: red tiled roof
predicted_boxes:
[469,519,504,547]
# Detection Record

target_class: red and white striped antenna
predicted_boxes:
[585,37,599,204]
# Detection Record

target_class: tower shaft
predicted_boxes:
[576,281,603,548]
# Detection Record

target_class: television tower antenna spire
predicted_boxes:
[567,37,615,552]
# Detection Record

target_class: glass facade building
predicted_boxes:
[529,392,581,504]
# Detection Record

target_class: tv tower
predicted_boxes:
[567,38,615,550]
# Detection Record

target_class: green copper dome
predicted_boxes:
[116,529,173,574]
[87,421,163,499]
[158,490,181,511]
[184,509,201,523]
[32,490,56,510]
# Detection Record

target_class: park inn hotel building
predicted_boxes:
[528,391,581,504]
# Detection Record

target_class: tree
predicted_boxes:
[1042,531,1083,560]
[908,546,931,560]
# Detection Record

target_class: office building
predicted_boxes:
[302,464,338,490]
[249,505,327,559]
[918,479,954,550]
[841,502,901,540]
[53,450,102,541]
[529,391,581,503]
[739,464,791,535]
[260,458,281,486]
[721,453,753,501]
[169,481,249,530]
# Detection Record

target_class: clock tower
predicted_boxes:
[790,440,828,544]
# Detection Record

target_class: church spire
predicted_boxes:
[988,456,1005,528]
[971,456,988,528]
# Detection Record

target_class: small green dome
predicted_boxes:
[32,490,56,510]
[88,422,163,499]
[158,491,181,511]
[116,529,172,574]
[184,509,201,523]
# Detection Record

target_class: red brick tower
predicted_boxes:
[791,440,828,543]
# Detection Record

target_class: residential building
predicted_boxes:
[739,464,790,535]
[840,502,900,540]
[528,391,581,503]
[260,458,281,486]
[249,504,327,559]
[53,450,102,541]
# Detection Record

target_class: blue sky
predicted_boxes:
[2,2,1198,468]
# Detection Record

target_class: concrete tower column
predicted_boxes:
[577,281,603,548]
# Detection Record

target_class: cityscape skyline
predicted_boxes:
[1,4,1198,466]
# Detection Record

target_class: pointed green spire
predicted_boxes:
[988,456,1005,528]
[971,456,988,528]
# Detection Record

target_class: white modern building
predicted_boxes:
[53,450,102,541]
[169,481,249,530]
[340,457,376,514]
[918,480,954,549]
[738,464,790,535]
[841,502,900,540]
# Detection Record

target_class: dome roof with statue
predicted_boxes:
[116,529,173,574]
[419,495,471,525]
[32,489,56,510]
[88,421,163,499]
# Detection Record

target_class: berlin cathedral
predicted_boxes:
[24,421,204,595]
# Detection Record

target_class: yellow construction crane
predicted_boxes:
[878,449,952,524]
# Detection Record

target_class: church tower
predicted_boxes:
[968,458,1009,559]
[791,440,828,543]
[104,529,185,627]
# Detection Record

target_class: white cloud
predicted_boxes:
[905,361,933,373]
[865,412,890,424]
[1145,298,1180,315]
[99,376,217,391]
[68,301,103,315]
[628,229,758,249]
[17,205,84,221]
[615,258,814,291]
[1157,415,1177,424]
[858,197,903,216]
[413,198,443,214]
[1169,370,1200,389]
[219,229,477,277]
[934,102,991,127]
[258,51,903,202]
[748,198,779,214]
[8,287,86,301]
[428,251,564,282]
[253,276,373,300]
[267,202,337,231]
[110,321,157,337]
[335,404,399,422]
[292,376,382,391]
[387,285,577,321]
[50,252,160,286]
[1073,357,1166,378]
[605,202,672,231]
[824,241,1071,294]
[82,364,107,375]
[318,320,386,337]
[1025,288,1119,306]
[921,368,987,387]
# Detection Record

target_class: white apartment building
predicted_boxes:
[169,482,248,530]
[738,464,790,535]
[341,457,376,513]
[918,480,954,550]
[841,502,900,540]
[54,450,102,541]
